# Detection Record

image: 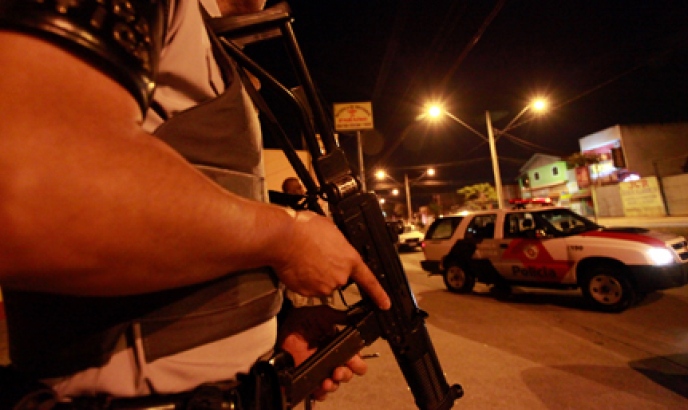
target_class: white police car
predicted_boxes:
[421,207,688,312]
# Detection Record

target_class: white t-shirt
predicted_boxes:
[143,0,225,132]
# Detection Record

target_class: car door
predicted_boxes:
[465,213,501,261]
[491,212,574,284]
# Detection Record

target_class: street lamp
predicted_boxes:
[484,111,505,209]
[425,98,547,209]
[376,168,435,222]
[486,98,547,208]
[404,168,435,222]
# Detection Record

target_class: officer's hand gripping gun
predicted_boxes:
[208,3,464,409]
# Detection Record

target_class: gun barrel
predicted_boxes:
[332,191,463,409]
[393,322,464,409]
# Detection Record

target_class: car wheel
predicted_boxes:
[443,262,475,293]
[581,263,636,312]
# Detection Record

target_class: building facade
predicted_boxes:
[518,122,688,217]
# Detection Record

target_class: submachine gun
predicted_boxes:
[207,3,463,409]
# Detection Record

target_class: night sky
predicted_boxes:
[253,0,688,198]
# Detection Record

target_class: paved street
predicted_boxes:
[314,251,688,410]
[1,249,687,409]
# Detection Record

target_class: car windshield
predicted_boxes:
[425,217,463,240]
[534,209,600,236]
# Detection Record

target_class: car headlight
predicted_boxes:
[647,248,674,266]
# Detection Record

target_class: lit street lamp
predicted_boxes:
[376,168,435,221]
[425,99,547,209]
[404,168,435,221]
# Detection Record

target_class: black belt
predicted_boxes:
[54,383,249,410]
[4,357,286,410]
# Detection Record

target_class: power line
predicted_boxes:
[372,0,507,170]
[378,155,528,173]
[439,0,506,90]
[499,132,568,157]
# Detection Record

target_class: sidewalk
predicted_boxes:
[595,215,688,237]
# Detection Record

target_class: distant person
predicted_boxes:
[282,177,306,196]
[278,176,309,210]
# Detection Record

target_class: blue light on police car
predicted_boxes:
[647,248,674,266]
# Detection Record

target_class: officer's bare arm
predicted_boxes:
[0,32,389,310]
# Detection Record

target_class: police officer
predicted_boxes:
[0,0,390,406]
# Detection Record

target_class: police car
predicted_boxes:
[420,207,688,312]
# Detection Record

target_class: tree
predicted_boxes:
[566,152,601,168]
[457,183,497,210]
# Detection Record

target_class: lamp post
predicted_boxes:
[376,168,435,222]
[426,99,547,209]
[485,110,504,209]
[404,168,435,221]
[404,174,412,221]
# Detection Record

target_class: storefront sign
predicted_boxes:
[619,177,666,217]
[334,102,374,131]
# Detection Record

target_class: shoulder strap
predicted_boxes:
[201,7,325,214]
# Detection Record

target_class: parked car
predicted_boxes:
[396,224,425,251]
[421,207,688,312]
[386,221,424,251]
